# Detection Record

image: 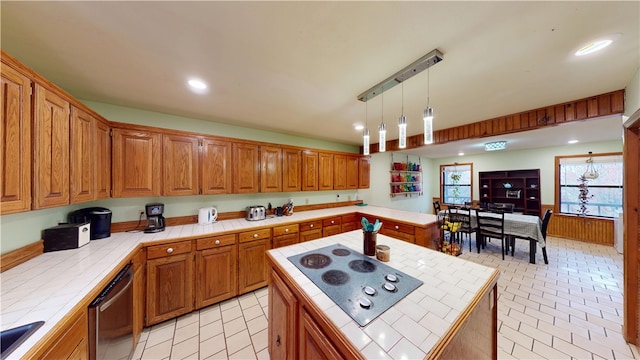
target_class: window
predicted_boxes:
[441,163,472,205]
[557,153,623,217]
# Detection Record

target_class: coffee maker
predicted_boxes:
[144,203,166,233]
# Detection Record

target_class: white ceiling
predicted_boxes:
[2,2,638,157]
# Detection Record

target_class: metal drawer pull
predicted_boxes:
[395,225,399,230]
[254,233,258,238]
[285,228,289,233]
[167,247,173,254]
[215,240,220,245]
[331,220,334,224]
[310,224,314,228]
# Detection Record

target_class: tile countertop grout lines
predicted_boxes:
[0,205,437,359]
[267,232,500,358]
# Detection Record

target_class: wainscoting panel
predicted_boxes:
[542,205,614,246]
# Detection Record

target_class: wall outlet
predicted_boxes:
[336,194,340,201]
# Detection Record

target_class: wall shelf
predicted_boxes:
[390,154,423,197]
[479,169,541,216]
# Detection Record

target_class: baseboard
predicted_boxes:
[1,240,43,272]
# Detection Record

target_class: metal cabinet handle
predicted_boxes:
[254,233,258,238]
[285,228,289,233]
[310,224,314,228]
[395,225,399,230]
[167,247,174,254]
[331,220,335,224]
[82,227,88,232]
[276,335,281,346]
[215,240,220,245]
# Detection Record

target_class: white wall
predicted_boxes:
[625,67,640,117]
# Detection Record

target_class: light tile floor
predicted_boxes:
[133,236,640,360]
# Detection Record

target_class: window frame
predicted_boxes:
[554,152,623,218]
[440,162,473,206]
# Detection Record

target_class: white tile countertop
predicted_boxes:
[267,231,500,359]
[0,205,436,359]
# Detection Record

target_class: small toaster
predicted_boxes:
[246,206,266,221]
[43,222,91,252]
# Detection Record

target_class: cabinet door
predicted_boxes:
[70,106,95,203]
[0,63,31,214]
[233,142,260,193]
[260,145,282,193]
[163,134,199,196]
[333,154,347,190]
[95,119,111,200]
[146,253,194,325]
[346,155,359,189]
[301,150,318,191]
[132,249,146,344]
[38,309,88,360]
[33,84,70,209]
[282,147,301,192]
[358,156,370,189]
[238,238,270,294]
[318,152,334,190]
[196,245,237,308]
[112,127,162,197]
[269,270,297,360]
[201,137,231,194]
[299,307,343,360]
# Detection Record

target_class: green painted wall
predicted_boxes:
[0,101,360,254]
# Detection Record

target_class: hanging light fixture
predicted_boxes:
[379,89,386,152]
[363,101,370,155]
[398,81,407,149]
[583,151,599,179]
[423,64,434,145]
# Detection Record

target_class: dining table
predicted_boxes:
[443,208,545,264]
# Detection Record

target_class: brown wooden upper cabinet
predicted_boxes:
[333,154,347,190]
[301,150,318,191]
[346,155,359,190]
[163,134,200,196]
[359,156,371,189]
[260,145,283,193]
[0,61,32,214]
[201,137,232,194]
[33,84,70,209]
[233,142,260,193]
[318,152,334,191]
[282,147,301,192]
[70,106,97,203]
[112,127,162,197]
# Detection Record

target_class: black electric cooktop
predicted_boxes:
[288,243,423,327]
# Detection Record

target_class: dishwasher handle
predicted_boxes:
[99,272,133,311]
[89,262,132,308]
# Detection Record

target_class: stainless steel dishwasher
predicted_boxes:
[88,262,134,360]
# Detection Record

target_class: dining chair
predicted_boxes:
[509,209,551,264]
[475,209,507,259]
[448,207,476,252]
[433,200,442,214]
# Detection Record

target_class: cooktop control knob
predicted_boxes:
[363,286,377,296]
[359,298,372,309]
[385,274,398,282]
[383,282,397,292]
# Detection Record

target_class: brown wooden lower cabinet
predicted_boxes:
[300,220,322,242]
[322,216,342,237]
[196,234,238,308]
[146,241,194,326]
[132,249,146,344]
[273,224,300,249]
[36,308,88,359]
[299,307,344,360]
[238,229,271,294]
[268,270,298,360]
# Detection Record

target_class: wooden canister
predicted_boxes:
[376,244,390,262]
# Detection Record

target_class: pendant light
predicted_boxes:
[363,101,370,155]
[379,89,386,153]
[423,64,434,145]
[583,151,599,179]
[398,81,407,149]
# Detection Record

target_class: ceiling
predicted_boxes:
[2,2,638,158]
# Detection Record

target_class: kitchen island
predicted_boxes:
[267,231,500,359]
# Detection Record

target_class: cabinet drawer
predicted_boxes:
[147,240,192,259]
[322,217,341,227]
[300,220,322,232]
[273,224,299,237]
[197,234,237,250]
[341,214,358,223]
[383,220,414,235]
[239,228,271,243]
[341,222,359,232]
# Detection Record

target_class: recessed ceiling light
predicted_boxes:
[568,139,579,144]
[187,78,208,93]
[575,39,613,56]
[354,124,364,131]
[458,152,464,156]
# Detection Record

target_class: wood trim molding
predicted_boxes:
[110,200,364,234]
[623,125,640,343]
[1,240,43,272]
[365,89,625,153]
